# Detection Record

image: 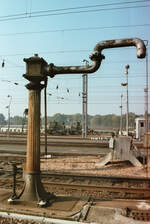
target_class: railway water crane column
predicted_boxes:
[16,38,146,205]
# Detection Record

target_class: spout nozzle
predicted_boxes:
[137,46,146,59]
[134,38,146,59]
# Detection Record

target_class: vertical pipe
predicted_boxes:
[26,89,41,173]
[21,55,53,202]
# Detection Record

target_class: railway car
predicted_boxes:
[0,125,27,133]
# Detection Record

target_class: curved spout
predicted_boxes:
[46,38,146,77]
[94,38,146,59]
[46,58,103,77]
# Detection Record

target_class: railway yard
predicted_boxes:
[0,1,150,223]
[0,135,150,223]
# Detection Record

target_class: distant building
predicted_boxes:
[135,116,150,140]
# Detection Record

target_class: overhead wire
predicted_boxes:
[0,0,149,19]
[0,45,149,58]
[26,0,150,15]
[0,0,150,22]
[0,73,148,80]
[19,5,150,20]
[0,23,149,37]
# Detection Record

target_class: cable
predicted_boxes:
[0,74,147,81]
[0,46,149,58]
[50,74,147,79]
[0,23,150,37]
[0,1,150,22]
[1,101,144,105]
[1,0,150,19]
[28,0,150,15]
[25,5,150,20]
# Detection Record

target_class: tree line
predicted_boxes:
[0,112,142,130]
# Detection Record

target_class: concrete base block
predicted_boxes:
[96,136,143,167]
[95,152,113,167]
[129,153,142,167]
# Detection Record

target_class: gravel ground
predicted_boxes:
[0,155,149,224]
[40,155,150,178]
[0,218,41,224]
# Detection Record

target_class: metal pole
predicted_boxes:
[120,94,123,135]
[8,106,10,137]
[144,43,149,169]
[22,111,24,133]
[85,74,88,137]
[44,78,48,156]
[82,60,88,138]
[125,65,130,136]
[82,76,84,138]
[7,95,12,137]
[82,74,88,138]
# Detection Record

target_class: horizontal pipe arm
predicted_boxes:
[45,38,146,77]
[45,56,103,77]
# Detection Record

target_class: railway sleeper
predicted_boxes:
[123,208,150,222]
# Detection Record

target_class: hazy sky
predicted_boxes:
[0,0,149,118]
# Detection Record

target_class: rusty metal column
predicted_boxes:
[19,54,54,204]
[26,84,42,173]
[21,83,48,202]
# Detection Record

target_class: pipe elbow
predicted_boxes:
[134,38,146,58]
[93,38,146,59]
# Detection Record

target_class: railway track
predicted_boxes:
[42,172,150,200]
[0,169,150,200]
[0,136,108,148]
[0,155,150,222]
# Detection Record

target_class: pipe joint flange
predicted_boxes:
[48,63,55,78]
[90,51,105,61]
